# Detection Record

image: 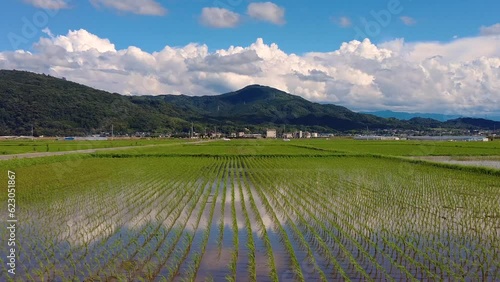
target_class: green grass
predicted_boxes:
[300,139,500,156]
[95,139,335,156]
[90,138,500,157]
[2,138,499,156]
[0,138,188,155]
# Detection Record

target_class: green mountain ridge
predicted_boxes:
[160,84,404,131]
[0,70,498,136]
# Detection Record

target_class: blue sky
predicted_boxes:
[0,0,499,117]
[2,0,499,53]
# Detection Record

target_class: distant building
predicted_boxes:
[243,133,263,139]
[238,132,245,137]
[266,129,277,138]
[407,136,489,142]
[283,133,294,139]
[297,131,303,138]
[354,136,400,140]
[76,136,108,141]
[311,133,318,138]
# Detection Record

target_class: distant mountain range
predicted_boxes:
[362,110,500,122]
[0,70,498,136]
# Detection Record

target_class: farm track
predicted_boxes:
[0,140,214,160]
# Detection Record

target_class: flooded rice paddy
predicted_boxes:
[1,156,499,281]
[411,156,500,170]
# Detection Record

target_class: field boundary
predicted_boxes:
[0,140,214,161]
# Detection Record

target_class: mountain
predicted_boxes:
[0,70,498,136]
[0,70,193,136]
[361,110,462,122]
[444,118,500,130]
[159,85,404,131]
[362,110,500,122]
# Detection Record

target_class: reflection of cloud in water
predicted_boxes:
[181,181,278,232]
[45,176,286,248]
[196,239,290,280]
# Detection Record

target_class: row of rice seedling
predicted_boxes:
[246,156,374,281]
[163,161,223,281]
[243,157,310,281]
[242,157,329,281]
[92,159,212,280]
[226,159,240,282]
[1,152,498,281]
[1,157,217,280]
[325,162,493,279]
[234,157,257,281]
[177,158,227,279]
[182,157,225,281]
[301,139,500,156]
[290,169,417,280]
[148,159,224,280]
[94,160,208,280]
[249,156,499,280]
[238,158,280,281]
[19,167,167,279]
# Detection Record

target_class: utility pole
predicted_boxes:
[31,124,34,140]
[111,124,114,140]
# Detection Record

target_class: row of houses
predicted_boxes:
[407,136,490,142]
[266,129,320,139]
[353,135,490,142]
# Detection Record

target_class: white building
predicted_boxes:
[266,129,277,138]
[407,136,489,142]
[354,136,400,140]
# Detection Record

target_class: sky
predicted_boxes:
[0,0,499,118]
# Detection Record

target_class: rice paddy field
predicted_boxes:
[0,138,186,155]
[0,139,499,281]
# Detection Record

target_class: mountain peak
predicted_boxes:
[240,84,266,89]
[219,84,293,104]
[236,84,280,94]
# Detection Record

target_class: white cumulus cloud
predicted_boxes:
[89,0,167,16]
[480,23,500,36]
[36,29,116,52]
[0,29,499,118]
[247,2,285,25]
[200,7,241,28]
[23,0,69,9]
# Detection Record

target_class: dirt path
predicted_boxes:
[0,139,215,161]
